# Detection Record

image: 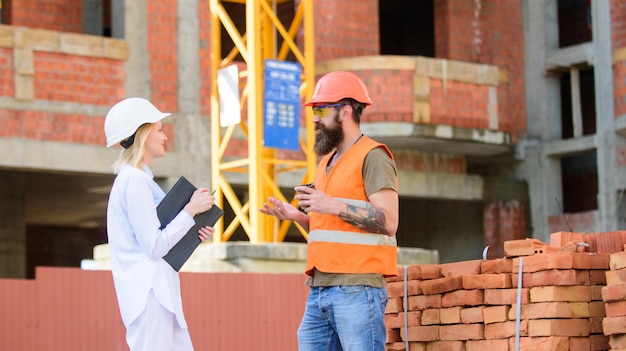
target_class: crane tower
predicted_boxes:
[209,0,316,243]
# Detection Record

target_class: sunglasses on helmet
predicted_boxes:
[311,103,346,118]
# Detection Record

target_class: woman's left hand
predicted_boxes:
[198,226,214,242]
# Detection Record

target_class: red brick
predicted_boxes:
[386,311,422,329]
[568,337,590,351]
[419,264,442,279]
[439,323,484,341]
[508,302,571,320]
[595,231,624,254]
[423,341,464,351]
[589,316,604,334]
[504,238,545,257]
[481,257,513,274]
[403,325,439,342]
[466,339,509,351]
[608,333,626,349]
[440,260,482,277]
[420,309,440,325]
[460,306,484,324]
[589,300,606,317]
[602,315,626,335]
[484,288,530,305]
[510,336,569,351]
[528,318,590,337]
[408,294,442,311]
[588,269,607,285]
[610,250,626,270]
[439,306,461,325]
[601,283,626,302]
[606,268,626,286]
[387,280,422,298]
[484,320,528,339]
[442,289,484,307]
[605,300,626,317]
[591,285,604,301]
[589,334,610,351]
[569,302,591,318]
[512,252,576,273]
[420,276,463,295]
[386,297,404,313]
[550,231,585,248]
[529,285,591,302]
[589,253,610,269]
[482,305,509,324]
[462,273,512,289]
[511,269,589,288]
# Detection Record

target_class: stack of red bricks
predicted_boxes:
[384,231,626,351]
[603,248,626,349]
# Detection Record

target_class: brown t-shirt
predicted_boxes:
[306,146,398,287]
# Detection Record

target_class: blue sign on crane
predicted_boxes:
[263,59,301,150]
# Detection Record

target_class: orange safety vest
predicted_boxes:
[306,136,398,277]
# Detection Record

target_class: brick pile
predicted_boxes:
[603,249,626,349]
[384,231,626,351]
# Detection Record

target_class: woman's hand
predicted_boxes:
[198,226,214,242]
[184,188,214,217]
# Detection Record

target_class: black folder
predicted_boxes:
[157,176,224,271]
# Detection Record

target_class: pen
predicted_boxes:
[211,189,216,195]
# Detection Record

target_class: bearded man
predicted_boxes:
[260,71,399,351]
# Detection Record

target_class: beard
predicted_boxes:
[314,115,344,156]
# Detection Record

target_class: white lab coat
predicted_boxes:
[106,164,195,328]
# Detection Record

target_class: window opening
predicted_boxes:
[379,0,434,57]
[561,151,598,213]
[560,67,596,138]
[557,0,592,48]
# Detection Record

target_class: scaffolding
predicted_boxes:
[209,0,316,243]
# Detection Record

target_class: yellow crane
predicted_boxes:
[209,0,316,243]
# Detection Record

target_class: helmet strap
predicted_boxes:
[120,133,136,149]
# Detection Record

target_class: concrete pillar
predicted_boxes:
[175,0,212,185]
[123,0,151,97]
[0,171,26,278]
[522,0,561,140]
[521,0,566,240]
[592,0,618,231]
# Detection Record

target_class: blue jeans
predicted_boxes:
[297,285,389,351]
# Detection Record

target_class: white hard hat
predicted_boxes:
[104,97,171,147]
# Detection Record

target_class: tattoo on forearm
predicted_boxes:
[339,204,388,234]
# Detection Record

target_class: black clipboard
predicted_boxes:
[157,176,224,271]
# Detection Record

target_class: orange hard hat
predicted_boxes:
[304,71,373,106]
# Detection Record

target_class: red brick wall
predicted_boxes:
[394,151,466,174]
[484,201,527,258]
[147,0,179,111]
[429,80,491,129]
[434,0,525,142]
[34,52,124,105]
[8,0,83,33]
[200,0,213,117]
[613,1,626,120]
[359,69,413,123]
[611,0,626,50]
[0,48,14,97]
[0,110,176,147]
[313,0,379,60]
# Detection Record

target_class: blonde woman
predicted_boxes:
[104,97,214,351]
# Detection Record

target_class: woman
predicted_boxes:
[104,97,214,351]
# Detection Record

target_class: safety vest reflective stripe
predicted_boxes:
[306,237,398,276]
[308,229,397,247]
